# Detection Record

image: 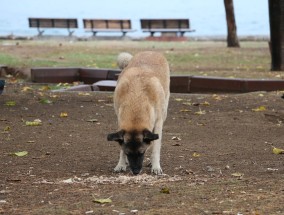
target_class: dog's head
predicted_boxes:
[107,129,159,175]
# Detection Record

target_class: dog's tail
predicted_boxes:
[117,52,133,70]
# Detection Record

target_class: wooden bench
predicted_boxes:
[140,19,195,37]
[83,19,135,36]
[28,18,78,36]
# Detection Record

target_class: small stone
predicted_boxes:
[206,166,215,172]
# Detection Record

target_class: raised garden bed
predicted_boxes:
[31,67,284,93]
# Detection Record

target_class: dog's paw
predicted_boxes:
[114,164,127,172]
[151,166,163,175]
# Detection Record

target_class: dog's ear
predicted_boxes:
[143,129,159,143]
[107,130,125,143]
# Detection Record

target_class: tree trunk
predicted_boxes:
[269,0,284,71]
[224,0,240,47]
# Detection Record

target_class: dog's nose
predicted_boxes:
[132,168,141,175]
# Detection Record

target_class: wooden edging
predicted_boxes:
[30,68,284,93]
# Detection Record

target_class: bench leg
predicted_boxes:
[68,29,75,37]
[92,31,97,37]
[122,32,127,37]
[37,28,44,36]
[150,32,155,37]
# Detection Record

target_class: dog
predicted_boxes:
[107,51,170,175]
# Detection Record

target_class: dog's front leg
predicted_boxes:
[114,149,128,172]
[151,122,163,175]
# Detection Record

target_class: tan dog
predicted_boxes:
[107,51,170,175]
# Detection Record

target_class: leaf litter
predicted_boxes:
[252,106,266,112]
[25,119,42,126]
[10,151,28,157]
[272,147,284,155]
[58,174,183,185]
[93,198,112,204]
[5,101,16,106]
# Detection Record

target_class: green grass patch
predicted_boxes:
[0,53,22,66]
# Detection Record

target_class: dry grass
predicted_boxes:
[0,39,283,79]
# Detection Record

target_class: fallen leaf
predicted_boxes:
[171,136,181,141]
[27,140,35,143]
[197,122,205,126]
[194,108,206,115]
[5,101,16,106]
[39,86,51,91]
[78,92,91,96]
[4,126,10,132]
[175,98,183,102]
[201,101,210,106]
[272,147,284,155]
[192,152,201,157]
[49,94,59,98]
[21,86,33,92]
[12,151,28,157]
[60,112,68,117]
[25,119,42,126]
[160,187,170,194]
[252,106,266,112]
[72,82,81,86]
[182,102,192,106]
[212,94,222,101]
[40,98,52,104]
[179,109,191,112]
[93,198,112,204]
[87,119,98,123]
[231,172,244,178]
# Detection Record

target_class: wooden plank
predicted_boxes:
[142,29,194,32]
[28,18,78,28]
[140,19,190,29]
[83,19,132,30]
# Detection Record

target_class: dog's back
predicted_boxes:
[114,51,170,131]
[125,51,170,93]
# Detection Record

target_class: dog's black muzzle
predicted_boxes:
[127,153,144,175]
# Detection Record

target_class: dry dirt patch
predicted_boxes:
[0,86,284,214]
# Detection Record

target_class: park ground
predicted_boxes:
[0,39,284,215]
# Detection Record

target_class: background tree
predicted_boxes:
[224,0,240,47]
[269,0,284,71]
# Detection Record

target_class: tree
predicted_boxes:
[269,0,284,71]
[224,0,240,47]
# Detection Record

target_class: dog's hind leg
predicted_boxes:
[151,120,164,175]
[114,149,128,172]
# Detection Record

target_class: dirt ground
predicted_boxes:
[0,83,284,215]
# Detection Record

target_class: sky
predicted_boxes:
[0,0,269,36]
